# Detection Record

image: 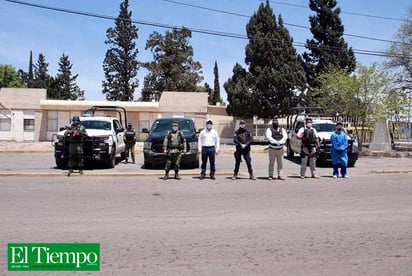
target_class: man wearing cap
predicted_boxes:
[266,117,288,180]
[232,120,256,180]
[163,121,186,180]
[297,117,320,179]
[330,121,349,178]
[198,119,220,180]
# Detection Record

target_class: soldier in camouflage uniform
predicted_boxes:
[162,121,187,180]
[123,123,136,164]
[65,115,86,176]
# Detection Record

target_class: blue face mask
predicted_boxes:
[72,120,80,126]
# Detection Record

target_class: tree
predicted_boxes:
[314,63,391,148]
[102,0,139,101]
[211,60,223,105]
[141,27,203,102]
[18,51,35,88]
[48,54,84,100]
[0,65,24,88]
[224,63,255,117]
[32,53,51,89]
[303,0,356,91]
[243,1,306,118]
[385,6,412,92]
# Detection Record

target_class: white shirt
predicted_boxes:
[297,126,318,138]
[266,127,288,147]
[198,128,220,152]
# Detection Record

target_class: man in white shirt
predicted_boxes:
[266,118,288,180]
[198,119,220,180]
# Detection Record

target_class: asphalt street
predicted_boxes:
[0,153,411,275]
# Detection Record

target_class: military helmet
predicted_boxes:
[72,115,80,121]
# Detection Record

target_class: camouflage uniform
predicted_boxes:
[162,126,186,180]
[65,117,86,176]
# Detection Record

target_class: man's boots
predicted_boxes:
[163,171,169,180]
[174,171,181,180]
[67,168,73,177]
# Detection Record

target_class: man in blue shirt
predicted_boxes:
[330,122,349,178]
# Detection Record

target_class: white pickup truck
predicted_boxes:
[286,107,359,167]
[53,106,127,169]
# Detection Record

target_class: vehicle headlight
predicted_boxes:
[144,142,152,150]
[96,136,112,145]
[188,142,198,150]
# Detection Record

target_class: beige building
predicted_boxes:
[0,88,242,142]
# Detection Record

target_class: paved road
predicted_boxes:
[0,153,411,275]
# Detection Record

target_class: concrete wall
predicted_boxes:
[1,89,241,142]
[0,88,46,141]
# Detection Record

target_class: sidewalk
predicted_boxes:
[0,142,411,177]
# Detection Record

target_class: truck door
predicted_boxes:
[113,119,125,152]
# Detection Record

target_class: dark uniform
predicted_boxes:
[124,123,136,163]
[162,121,187,180]
[232,120,255,180]
[65,116,86,176]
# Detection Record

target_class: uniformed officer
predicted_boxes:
[65,115,86,176]
[123,122,136,164]
[297,117,320,179]
[162,121,187,180]
[232,120,256,180]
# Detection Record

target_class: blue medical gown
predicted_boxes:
[330,131,348,166]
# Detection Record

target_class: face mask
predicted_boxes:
[72,120,80,126]
[239,124,245,128]
[172,126,178,131]
[272,123,279,129]
[206,124,212,130]
[306,123,312,128]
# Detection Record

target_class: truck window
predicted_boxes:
[295,122,304,133]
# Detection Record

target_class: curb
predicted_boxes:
[1,170,411,177]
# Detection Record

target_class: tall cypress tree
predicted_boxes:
[102,0,139,101]
[303,0,356,91]
[18,51,35,88]
[33,53,50,89]
[28,51,34,88]
[48,54,84,100]
[212,60,222,105]
[244,1,306,117]
[141,27,203,101]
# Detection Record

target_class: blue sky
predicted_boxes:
[1,0,411,101]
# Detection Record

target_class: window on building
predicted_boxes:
[24,119,35,132]
[139,120,150,132]
[47,111,58,132]
[0,118,11,131]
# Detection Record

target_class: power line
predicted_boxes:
[163,0,410,46]
[266,0,411,23]
[4,0,410,59]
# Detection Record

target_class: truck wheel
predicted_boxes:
[348,160,356,167]
[143,161,152,169]
[55,157,67,169]
[106,149,116,169]
[287,142,294,158]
